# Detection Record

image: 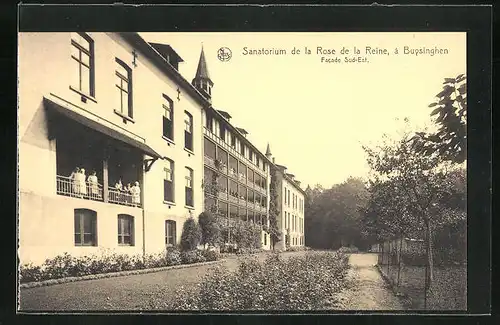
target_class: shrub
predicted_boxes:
[181,250,206,264]
[19,263,42,283]
[338,246,359,254]
[180,217,202,251]
[202,249,220,261]
[166,247,182,266]
[162,251,350,310]
[198,212,221,247]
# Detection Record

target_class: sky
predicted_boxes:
[141,32,466,189]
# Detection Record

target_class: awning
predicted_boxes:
[44,95,163,159]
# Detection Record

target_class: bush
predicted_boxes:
[164,251,350,310]
[198,212,221,247]
[180,217,202,251]
[181,250,206,264]
[19,263,42,283]
[202,249,220,261]
[166,247,182,266]
[337,246,359,254]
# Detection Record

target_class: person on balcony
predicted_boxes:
[78,168,87,197]
[131,181,141,206]
[125,183,133,205]
[70,167,80,196]
[87,171,99,198]
[114,179,123,203]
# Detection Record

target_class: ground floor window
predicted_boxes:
[165,220,176,246]
[74,209,97,246]
[118,214,134,245]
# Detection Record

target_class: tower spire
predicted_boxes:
[265,143,272,158]
[192,45,213,101]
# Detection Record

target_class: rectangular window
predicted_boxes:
[288,190,291,207]
[74,209,97,246]
[115,58,133,118]
[206,114,213,132]
[164,160,174,202]
[165,220,176,246]
[71,32,94,97]
[240,143,245,156]
[220,123,226,141]
[231,133,236,148]
[185,167,194,207]
[118,214,134,246]
[162,94,174,141]
[184,111,193,151]
[249,150,253,162]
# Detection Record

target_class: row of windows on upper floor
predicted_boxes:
[205,114,268,173]
[73,209,177,247]
[284,211,304,234]
[284,187,304,213]
[71,32,195,152]
[286,235,305,246]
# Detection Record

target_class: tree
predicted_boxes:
[304,178,370,250]
[268,168,281,250]
[411,74,467,163]
[198,211,221,249]
[180,217,202,251]
[363,130,456,296]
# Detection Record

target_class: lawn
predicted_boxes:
[379,263,466,310]
[19,251,307,311]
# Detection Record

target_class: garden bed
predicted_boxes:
[148,250,350,310]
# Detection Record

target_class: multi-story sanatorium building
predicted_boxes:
[18,32,304,265]
[265,147,306,250]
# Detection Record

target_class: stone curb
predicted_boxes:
[19,260,223,289]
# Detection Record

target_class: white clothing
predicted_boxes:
[131,185,141,204]
[87,175,99,196]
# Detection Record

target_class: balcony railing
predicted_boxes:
[108,187,142,207]
[228,195,239,204]
[218,191,228,200]
[204,127,267,178]
[57,175,103,201]
[204,155,216,168]
[56,175,141,208]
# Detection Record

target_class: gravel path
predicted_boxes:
[335,253,405,310]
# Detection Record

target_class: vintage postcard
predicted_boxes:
[16,5,489,315]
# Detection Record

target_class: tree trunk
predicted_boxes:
[397,235,403,287]
[425,219,434,289]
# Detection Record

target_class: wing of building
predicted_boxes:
[18,32,306,264]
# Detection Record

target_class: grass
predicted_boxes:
[379,263,466,310]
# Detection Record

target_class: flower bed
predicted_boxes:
[19,248,221,284]
[151,250,350,310]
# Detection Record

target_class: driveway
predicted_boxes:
[334,253,405,310]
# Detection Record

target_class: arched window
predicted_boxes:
[184,111,193,151]
[74,209,97,246]
[115,58,133,119]
[165,220,176,246]
[162,94,174,141]
[118,214,134,246]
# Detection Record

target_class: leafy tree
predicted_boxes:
[180,217,202,251]
[363,129,458,293]
[411,74,467,163]
[268,169,281,250]
[304,178,369,250]
[198,211,221,249]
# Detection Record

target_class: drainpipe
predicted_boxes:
[142,156,146,258]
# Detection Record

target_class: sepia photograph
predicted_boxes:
[16,29,471,313]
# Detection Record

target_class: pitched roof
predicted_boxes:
[195,46,211,80]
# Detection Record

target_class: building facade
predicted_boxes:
[18,32,207,264]
[266,147,306,250]
[18,32,304,264]
[193,47,272,250]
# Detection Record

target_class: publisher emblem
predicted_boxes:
[217,47,232,62]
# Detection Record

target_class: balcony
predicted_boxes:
[204,127,267,178]
[204,155,216,169]
[57,175,103,201]
[228,194,239,204]
[56,175,142,208]
[238,173,246,182]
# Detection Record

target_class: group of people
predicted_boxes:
[113,179,141,206]
[68,167,141,206]
[69,167,100,198]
